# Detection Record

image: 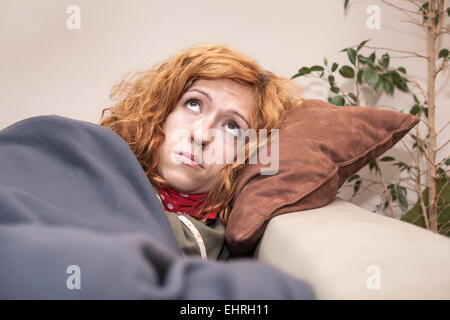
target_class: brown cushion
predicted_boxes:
[226,99,420,255]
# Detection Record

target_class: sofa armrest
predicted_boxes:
[255,197,450,299]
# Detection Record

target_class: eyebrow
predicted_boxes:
[186,88,250,128]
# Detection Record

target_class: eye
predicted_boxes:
[225,121,242,137]
[184,98,201,112]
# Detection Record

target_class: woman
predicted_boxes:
[100,43,303,260]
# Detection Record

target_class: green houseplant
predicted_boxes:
[292,0,449,236]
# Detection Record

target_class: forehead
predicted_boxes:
[188,79,254,111]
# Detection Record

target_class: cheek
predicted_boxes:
[204,136,237,165]
[161,114,187,150]
[224,139,237,163]
[158,117,178,165]
[223,135,241,163]
[166,111,194,139]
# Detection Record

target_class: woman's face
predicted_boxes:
[157,78,254,194]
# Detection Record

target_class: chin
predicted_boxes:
[161,166,206,194]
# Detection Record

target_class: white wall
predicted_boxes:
[0,0,448,216]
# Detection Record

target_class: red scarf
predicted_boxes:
[156,185,217,220]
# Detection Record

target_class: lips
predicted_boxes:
[177,152,204,169]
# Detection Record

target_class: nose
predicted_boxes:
[190,116,216,150]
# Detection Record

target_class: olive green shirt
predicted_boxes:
[152,184,229,261]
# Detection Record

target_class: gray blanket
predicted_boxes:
[0,115,315,299]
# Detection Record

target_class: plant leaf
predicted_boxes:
[394,161,411,172]
[339,65,355,78]
[410,104,420,116]
[397,185,408,208]
[346,48,357,65]
[353,180,361,195]
[347,174,360,182]
[357,39,370,52]
[383,77,394,95]
[310,65,324,72]
[401,176,450,236]
[348,92,358,102]
[297,67,311,76]
[368,159,378,174]
[380,53,390,68]
[358,55,368,65]
[331,62,339,72]
[375,77,384,93]
[330,86,340,94]
[393,73,409,92]
[362,68,379,87]
[357,69,363,84]
[439,48,449,59]
[328,75,335,86]
[328,95,345,106]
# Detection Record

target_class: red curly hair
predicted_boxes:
[99,42,303,224]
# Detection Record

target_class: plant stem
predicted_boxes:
[426,0,439,233]
[375,158,396,218]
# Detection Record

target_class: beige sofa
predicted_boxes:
[255,197,450,299]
